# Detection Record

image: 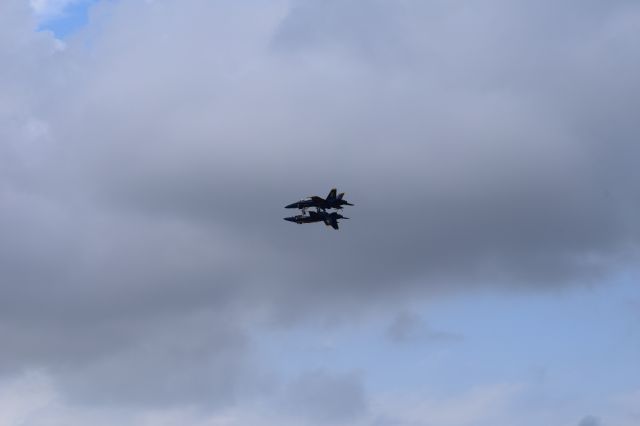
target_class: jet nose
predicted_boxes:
[283,216,296,222]
[285,202,299,209]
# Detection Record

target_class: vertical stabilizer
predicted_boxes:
[327,188,337,200]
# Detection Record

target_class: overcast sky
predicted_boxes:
[1,0,639,424]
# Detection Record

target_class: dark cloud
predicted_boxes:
[1,0,639,417]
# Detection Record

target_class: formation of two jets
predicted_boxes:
[284,188,353,230]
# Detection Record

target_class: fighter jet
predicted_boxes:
[285,188,354,212]
[283,210,348,230]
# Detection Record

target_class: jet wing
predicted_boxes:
[286,199,314,209]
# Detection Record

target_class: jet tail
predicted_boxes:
[326,188,337,201]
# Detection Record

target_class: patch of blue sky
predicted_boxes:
[424,278,640,395]
[37,0,99,39]
[259,274,639,402]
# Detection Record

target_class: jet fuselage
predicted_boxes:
[283,211,348,229]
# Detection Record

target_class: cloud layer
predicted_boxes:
[2,0,640,422]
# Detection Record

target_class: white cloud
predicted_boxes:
[1,370,639,426]
[0,372,56,426]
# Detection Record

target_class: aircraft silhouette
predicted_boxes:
[285,188,354,212]
[283,210,348,230]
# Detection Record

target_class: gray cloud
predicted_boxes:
[386,311,462,344]
[283,370,367,424]
[579,415,602,426]
[1,0,640,418]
